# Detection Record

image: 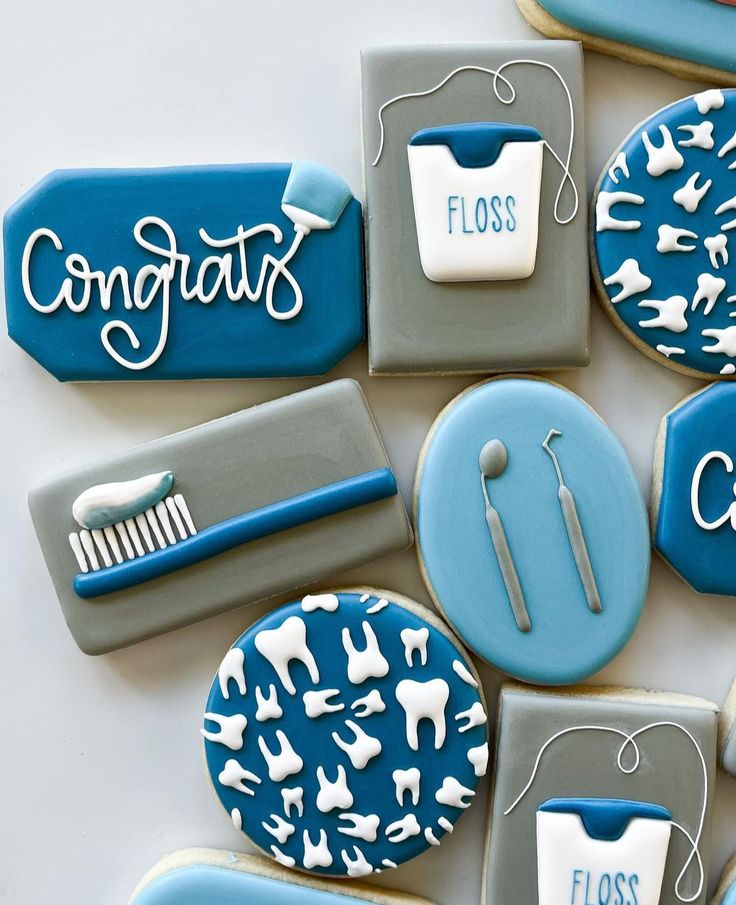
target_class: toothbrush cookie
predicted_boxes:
[4,161,363,380]
[361,42,589,375]
[592,89,736,379]
[28,380,412,654]
[415,376,650,685]
[484,683,717,905]
[514,0,736,87]
[651,383,736,595]
[202,589,488,877]
[129,848,436,904]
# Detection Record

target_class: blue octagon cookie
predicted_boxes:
[202,590,488,878]
[593,88,736,379]
[653,382,736,596]
[415,377,650,685]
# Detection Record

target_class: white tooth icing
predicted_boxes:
[201,712,247,751]
[255,684,282,722]
[656,344,686,359]
[351,689,386,718]
[455,701,487,733]
[385,813,421,843]
[271,845,296,868]
[257,730,304,781]
[595,191,645,232]
[393,767,421,806]
[673,172,711,213]
[72,470,174,530]
[261,814,295,844]
[638,296,689,333]
[607,151,629,185]
[341,621,389,683]
[382,859,398,869]
[435,776,476,809]
[303,688,344,718]
[218,648,246,700]
[341,846,373,878]
[231,808,242,830]
[467,742,490,777]
[400,626,429,667]
[694,88,724,115]
[282,786,304,818]
[316,765,353,812]
[452,659,478,688]
[692,274,726,316]
[703,326,736,357]
[642,125,684,177]
[331,720,382,769]
[396,678,450,750]
[705,234,729,270]
[303,829,333,868]
[359,593,370,602]
[603,258,652,303]
[218,759,261,796]
[677,122,714,150]
[365,598,389,614]
[254,616,319,695]
[438,816,454,833]
[722,364,736,375]
[718,131,736,163]
[425,827,441,846]
[338,812,381,842]
[301,593,339,612]
[656,224,698,253]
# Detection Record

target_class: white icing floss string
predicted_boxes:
[371,60,579,226]
[503,722,707,904]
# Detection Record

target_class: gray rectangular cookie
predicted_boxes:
[361,42,590,375]
[29,379,412,654]
[484,683,718,905]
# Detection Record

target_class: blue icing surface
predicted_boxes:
[416,379,650,685]
[203,592,488,877]
[133,864,374,905]
[536,0,736,73]
[3,162,364,380]
[538,798,672,841]
[594,89,736,378]
[409,122,542,168]
[655,383,736,596]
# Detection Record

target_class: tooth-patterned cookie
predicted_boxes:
[592,89,736,379]
[202,589,488,877]
[128,848,437,905]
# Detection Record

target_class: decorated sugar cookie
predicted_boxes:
[28,381,411,654]
[415,377,650,685]
[592,89,736,379]
[652,383,736,595]
[129,848,436,904]
[484,684,718,905]
[719,677,736,777]
[4,161,363,380]
[514,0,736,87]
[361,42,589,375]
[202,590,488,877]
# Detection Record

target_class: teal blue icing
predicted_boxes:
[536,0,736,73]
[416,379,650,685]
[539,798,672,842]
[282,161,354,227]
[409,123,542,168]
[80,471,174,530]
[132,864,373,905]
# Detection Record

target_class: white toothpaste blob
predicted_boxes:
[72,470,174,529]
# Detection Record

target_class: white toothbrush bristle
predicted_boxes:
[104,526,124,564]
[69,533,89,573]
[125,518,145,557]
[91,528,113,568]
[136,513,155,553]
[174,493,197,535]
[165,496,187,540]
[80,530,100,571]
[156,500,176,544]
[145,508,167,550]
[115,521,135,560]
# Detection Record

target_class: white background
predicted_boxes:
[1,1,735,903]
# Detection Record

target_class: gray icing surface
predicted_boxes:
[28,380,412,654]
[361,42,589,374]
[485,684,718,905]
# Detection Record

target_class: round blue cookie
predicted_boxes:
[202,589,488,878]
[592,88,736,379]
[415,377,650,685]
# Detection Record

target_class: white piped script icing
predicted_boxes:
[596,191,645,232]
[691,451,736,530]
[316,765,354,813]
[395,678,450,751]
[435,776,476,809]
[656,225,698,253]
[603,258,652,303]
[692,274,727,316]
[694,89,724,115]
[218,648,246,700]
[258,730,304,782]
[677,122,714,150]
[282,786,304,818]
[638,296,689,333]
[262,814,296,844]
[341,622,390,684]
[303,688,344,718]
[401,626,429,667]
[467,742,490,777]
[642,126,684,177]
[393,767,421,806]
[351,689,386,718]
[301,593,339,613]
[385,813,421,843]
[338,812,381,842]
[254,616,319,695]
[331,720,382,769]
[218,759,261,796]
[201,712,247,751]
[303,829,333,868]
[455,701,488,733]
[452,659,478,688]
[255,684,283,722]
[608,152,629,185]
[673,173,712,213]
